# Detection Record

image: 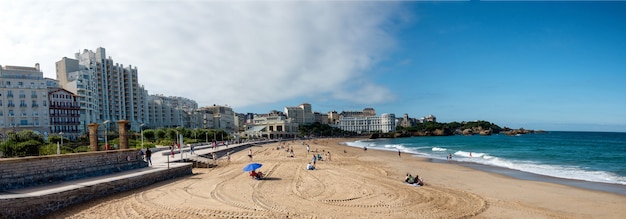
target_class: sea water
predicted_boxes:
[343,131,626,193]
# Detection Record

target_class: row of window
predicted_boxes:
[0,100,47,107]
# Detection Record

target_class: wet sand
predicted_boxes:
[46,138,626,218]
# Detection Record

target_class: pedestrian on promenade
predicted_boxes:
[146,148,152,166]
[190,145,195,155]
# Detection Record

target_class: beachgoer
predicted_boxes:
[364,146,367,151]
[306,145,310,154]
[307,162,315,170]
[227,152,231,164]
[470,152,472,157]
[312,155,317,165]
[415,175,424,186]
[398,149,401,157]
[248,149,253,161]
[139,149,145,161]
[327,151,331,161]
[212,152,217,164]
[404,173,412,183]
[145,148,152,166]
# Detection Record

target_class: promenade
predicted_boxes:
[0,140,274,218]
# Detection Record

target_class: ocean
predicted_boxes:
[343,131,626,194]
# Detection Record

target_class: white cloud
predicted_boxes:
[0,1,399,110]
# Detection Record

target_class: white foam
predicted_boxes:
[432,147,447,151]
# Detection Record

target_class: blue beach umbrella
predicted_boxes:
[243,163,262,172]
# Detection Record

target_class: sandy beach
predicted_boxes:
[45,138,626,218]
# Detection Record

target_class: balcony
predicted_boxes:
[7,103,15,108]
[19,104,28,108]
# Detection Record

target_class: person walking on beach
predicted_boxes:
[248,149,253,161]
[398,149,401,158]
[312,154,317,165]
[212,152,217,165]
[227,152,231,165]
[306,145,310,154]
[327,151,331,161]
[146,148,152,166]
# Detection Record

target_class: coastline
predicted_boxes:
[342,140,626,196]
[45,138,626,218]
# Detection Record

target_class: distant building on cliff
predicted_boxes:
[398,114,437,128]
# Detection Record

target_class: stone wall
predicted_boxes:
[0,164,192,218]
[0,149,147,191]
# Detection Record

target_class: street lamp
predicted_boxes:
[205,131,208,145]
[103,120,110,150]
[140,124,145,150]
[58,132,63,155]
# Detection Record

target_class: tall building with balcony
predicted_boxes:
[284,103,314,125]
[145,94,195,128]
[56,47,147,132]
[48,88,80,140]
[0,64,50,135]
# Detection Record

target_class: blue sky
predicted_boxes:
[1,1,625,132]
[253,1,626,132]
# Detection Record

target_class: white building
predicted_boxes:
[56,47,148,132]
[243,114,299,139]
[284,103,314,125]
[201,104,236,133]
[338,113,396,134]
[0,64,50,135]
[145,94,196,129]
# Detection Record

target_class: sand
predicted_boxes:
[45,138,626,218]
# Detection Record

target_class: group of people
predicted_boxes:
[404,173,425,186]
[139,148,152,166]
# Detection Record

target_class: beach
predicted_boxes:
[45,138,626,218]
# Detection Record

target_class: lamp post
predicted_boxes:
[58,132,63,155]
[205,131,208,145]
[103,120,110,150]
[140,124,145,150]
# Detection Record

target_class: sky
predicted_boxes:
[1,1,625,132]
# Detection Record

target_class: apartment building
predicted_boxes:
[201,104,236,133]
[145,94,195,128]
[48,88,80,140]
[0,64,50,135]
[56,47,148,132]
[284,103,314,125]
[338,113,396,134]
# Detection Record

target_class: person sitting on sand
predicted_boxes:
[307,162,315,170]
[250,170,264,179]
[415,174,424,186]
[404,173,412,183]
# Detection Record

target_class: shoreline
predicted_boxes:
[340,138,626,196]
[45,138,626,218]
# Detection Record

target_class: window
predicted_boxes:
[5,81,10,86]
[7,90,13,98]
[18,82,23,86]
[20,120,28,126]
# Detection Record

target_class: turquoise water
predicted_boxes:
[344,131,626,186]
